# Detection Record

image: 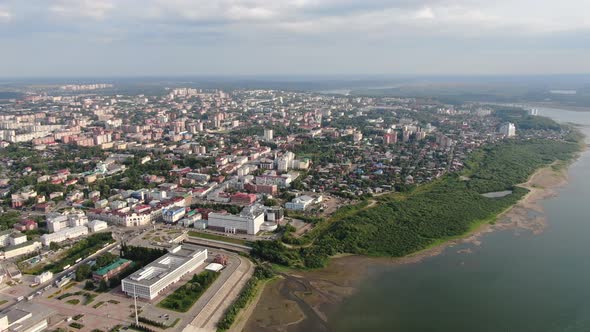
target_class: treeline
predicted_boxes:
[217,265,275,331]
[42,232,114,274]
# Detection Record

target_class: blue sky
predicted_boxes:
[1,0,589,77]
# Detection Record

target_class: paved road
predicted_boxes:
[183,255,254,332]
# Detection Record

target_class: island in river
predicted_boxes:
[239,107,589,332]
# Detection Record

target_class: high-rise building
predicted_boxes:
[264,128,274,141]
[499,123,516,137]
[383,133,397,144]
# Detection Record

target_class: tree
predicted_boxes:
[76,264,92,281]
[84,280,95,290]
[49,242,59,251]
[98,279,108,292]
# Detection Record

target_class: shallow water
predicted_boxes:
[327,108,590,332]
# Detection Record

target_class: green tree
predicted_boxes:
[76,264,92,281]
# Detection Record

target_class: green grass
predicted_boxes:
[93,301,105,309]
[66,299,80,305]
[0,299,8,306]
[188,231,248,246]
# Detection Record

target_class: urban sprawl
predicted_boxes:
[0,85,549,331]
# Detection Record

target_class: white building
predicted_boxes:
[1,241,41,260]
[34,271,53,284]
[264,128,274,141]
[500,122,516,137]
[285,195,315,211]
[162,207,186,224]
[88,220,108,232]
[207,204,266,235]
[121,244,208,300]
[40,226,88,246]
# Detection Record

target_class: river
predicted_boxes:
[244,108,590,332]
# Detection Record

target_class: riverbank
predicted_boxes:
[243,149,583,332]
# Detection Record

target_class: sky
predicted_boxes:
[1,0,590,78]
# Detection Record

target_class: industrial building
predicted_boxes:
[121,244,208,300]
[207,204,266,235]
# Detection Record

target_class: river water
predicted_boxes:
[245,108,590,332]
[327,108,590,332]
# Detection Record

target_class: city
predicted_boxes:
[0,83,572,332]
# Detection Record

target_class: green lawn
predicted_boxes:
[188,231,248,246]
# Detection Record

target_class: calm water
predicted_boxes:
[329,108,590,332]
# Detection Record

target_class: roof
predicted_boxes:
[123,244,206,287]
[94,258,131,276]
[205,263,224,272]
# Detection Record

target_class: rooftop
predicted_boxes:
[94,258,131,276]
[123,244,206,287]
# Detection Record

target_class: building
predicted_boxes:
[34,271,53,285]
[121,244,208,300]
[383,133,397,145]
[162,207,186,224]
[88,220,108,232]
[0,241,41,260]
[92,258,132,281]
[500,122,516,137]
[285,195,316,211]
[0,231,27,247]
[40,226,88,246]
[263,128,274,141]
[230,192,256,205]
[207,204,265,235]
[0,302,54,332]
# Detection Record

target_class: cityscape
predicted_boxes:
[1,0,590,331]
[0,82,576,332]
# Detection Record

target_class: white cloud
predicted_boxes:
[415,7,435,20]
[50,0,115,20]
[0,7,12,22]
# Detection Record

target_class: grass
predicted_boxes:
[107,299,120,304]
[64,281,78,290]
[93,301,105,309]
[0,300,8,306]
[158,270,219,312]
[188,231,248,246]
[66,299,80,305]
[69,322,84,329]
[73,314,84,321]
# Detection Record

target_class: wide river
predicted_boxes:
[244,107,590,332]
[328,108,590,332]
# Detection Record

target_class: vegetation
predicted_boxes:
[188,231,249,246]
[137,317,166,329]
[217,265,275,331]
[32,232,113,274]
[158,270,219,312]
[129,324,156,332]
[252,135,581,269]
[69,322,84,329]
[0,211,21,230]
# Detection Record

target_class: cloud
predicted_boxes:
[50,0,115,20]
[0,7,12,22]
